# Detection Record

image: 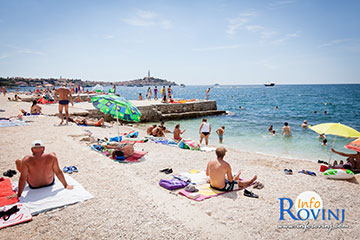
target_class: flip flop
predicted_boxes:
[253,182,264,189]
[244,189,259,198]
[3,170,14,178]
[160,168,169,172]
[62,167,72,174]
[70,166,78,172]
[298,170,316,176]
[164,168,173,174]
[284,169,292,175]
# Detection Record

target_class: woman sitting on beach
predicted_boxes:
[173,124,186,142]
[69,117,105,127]
[151,126,166,137]
[30,100,42,114]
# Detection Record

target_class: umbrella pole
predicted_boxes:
[116,104,120,144]
[328,136,337,165]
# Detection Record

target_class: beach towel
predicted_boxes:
[0,120,28,128]
[176,171,253,201]
[148,137,178,147]
[90,145,147,163]
[0,178,19,207]
[179,139,200,151]
[13,175,93,215]
[0,204,32,229]
[110,151,148,163]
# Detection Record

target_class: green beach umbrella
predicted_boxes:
[91,94,142,143]
[90,94,141,122]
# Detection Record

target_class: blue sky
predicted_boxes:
[0,0,359,85]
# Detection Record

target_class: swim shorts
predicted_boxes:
[59,100,69,105]
[218,135,223,140]
[210,180,237,192]
[28,178,55,189]
[202,132,210,136]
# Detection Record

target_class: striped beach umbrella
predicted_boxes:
[90,94,141,122]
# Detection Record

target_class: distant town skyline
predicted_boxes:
[0,0,360,85]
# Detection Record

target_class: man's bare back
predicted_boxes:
[55,87,72,101]
[12,141,73,199]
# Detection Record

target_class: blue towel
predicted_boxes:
[110,136,122,142]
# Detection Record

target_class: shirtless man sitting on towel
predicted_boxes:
[54,84,74,125]
[206,147,257,191]
[9,140,73,199]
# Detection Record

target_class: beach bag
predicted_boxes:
[178,140,190,149]
[159,179,188,190]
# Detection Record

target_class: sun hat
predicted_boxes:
[32,140,44,148]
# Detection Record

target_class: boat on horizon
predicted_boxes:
[264,82,275,87]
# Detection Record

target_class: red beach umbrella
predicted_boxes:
[345,138,360,152]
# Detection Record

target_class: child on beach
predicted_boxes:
[173,124,186,142]
[216,126,225,143]
[138,93,143,100]
[206,147,257,192]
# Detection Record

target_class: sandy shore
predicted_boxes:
[0,94,359,240]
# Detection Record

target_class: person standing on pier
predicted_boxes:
[154,86,158,100]
[167,85,173,99]
[161,86,166,98]
[205,88,211,100]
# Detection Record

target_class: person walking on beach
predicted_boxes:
[154,86,158,100]
[216,126,225,143]
[205,88,210,100]
[2,86,7,96]
[282,122,292,137]
[9,140,73,199]
[206,147,257,192]
[54,84,74,125]
[199,118,211,145]
[146,87,152,100]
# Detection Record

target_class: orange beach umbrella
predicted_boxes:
[345,138,360,152]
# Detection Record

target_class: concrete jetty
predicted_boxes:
[19,95,226,122]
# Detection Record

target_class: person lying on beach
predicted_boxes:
[8,95,22,101]
[30,100,42,114]
[101,142,135,158]
[8,140,73,199]
[206,147,257,192]
[216,126,225,143]
[282,122,292,137]
[331,148,360,169]
[74,95,83,103]
[69,117,105,127]
[147,125,157,135]
[173,124,186,141]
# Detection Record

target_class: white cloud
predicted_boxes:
[104,35,114,40]
[263,63,278,70]
[268,0,296,9]
[226,11,257,36]
[16,48,44,55]
[123,9,172,29]
[246,25,264,33]
[272,31,299,44]
[192,44,243,52]
[0,53,10,60]
[318,39,353,48]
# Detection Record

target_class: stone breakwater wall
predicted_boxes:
[137,101,226,122]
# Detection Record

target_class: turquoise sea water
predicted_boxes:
[13,84,360,161]
[114,84,360,162]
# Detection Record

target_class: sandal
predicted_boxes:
[160,168,170,173]
[253,182,264,189]
[3,170,14,178]
[70,166,78,172]
[244,189,258,198]
[284,169,293,175]
[0,205,20,221]
[62,167,73,174]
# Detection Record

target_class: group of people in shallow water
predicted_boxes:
[146,119,225,145]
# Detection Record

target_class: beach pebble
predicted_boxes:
[205,210,212,216]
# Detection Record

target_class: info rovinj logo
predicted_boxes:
[278,191,349,232]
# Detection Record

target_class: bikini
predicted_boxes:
[201,122,210,136]
[28,178,55,189]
